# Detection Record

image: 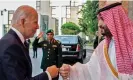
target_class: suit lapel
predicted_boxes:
[8,29,32,76]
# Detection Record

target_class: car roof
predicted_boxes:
[55,35,79,37]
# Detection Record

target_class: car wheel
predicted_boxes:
[79,58,83,63]
[83,50,86,58]
[78,57,83,63]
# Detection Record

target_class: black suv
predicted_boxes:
[54,35,86,63]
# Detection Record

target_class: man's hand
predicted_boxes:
[46,65,59,78]
[37,32,43,38]
[59,64,70,79]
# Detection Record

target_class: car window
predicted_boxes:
[54,36,78,44]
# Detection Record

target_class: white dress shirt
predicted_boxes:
[11,27,25,44]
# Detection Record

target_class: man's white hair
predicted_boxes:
[11,5,36,25]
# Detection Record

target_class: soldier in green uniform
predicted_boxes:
[32,29,62,80]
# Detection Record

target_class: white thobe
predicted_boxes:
[68,39,133,80]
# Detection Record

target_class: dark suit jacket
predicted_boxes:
[0,29,49,80]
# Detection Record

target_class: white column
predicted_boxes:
[58,5,62,35]
[36,13,40,36]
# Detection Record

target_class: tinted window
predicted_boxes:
[54,36,78,44]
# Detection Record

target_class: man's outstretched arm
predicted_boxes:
[59,51,101,80]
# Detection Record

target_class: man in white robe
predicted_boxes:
[59,1,133,80]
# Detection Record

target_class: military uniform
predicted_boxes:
[33,37,62,69]
[32,30,62,80]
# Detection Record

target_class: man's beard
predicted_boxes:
[102,32,112,37]
[101,33,106,36]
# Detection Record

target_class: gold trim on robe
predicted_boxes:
[104,44,119,79]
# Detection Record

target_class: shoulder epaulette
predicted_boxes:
[56,40,61,44]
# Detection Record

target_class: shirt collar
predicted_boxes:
[11,27,25,44]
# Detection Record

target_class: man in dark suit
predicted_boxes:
[32,39,38,58]
[93,31,104,49]
[0,5,58,80]
[32,29,62,80]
